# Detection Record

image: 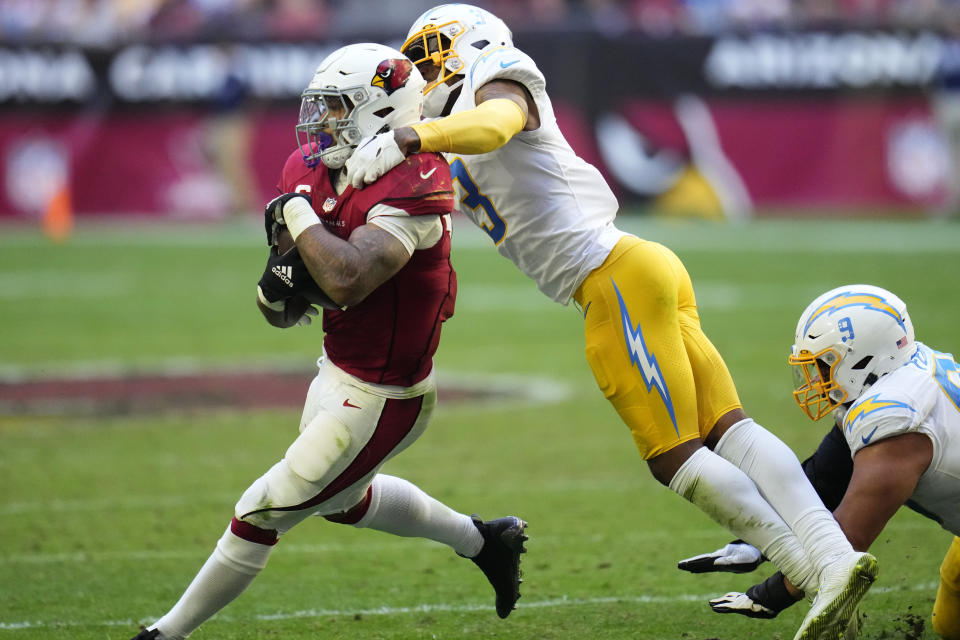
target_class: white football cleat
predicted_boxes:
[794,552,878,640]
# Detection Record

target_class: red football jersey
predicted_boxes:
[277,150,457,387]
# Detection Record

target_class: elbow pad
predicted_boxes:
[412,98,526,154]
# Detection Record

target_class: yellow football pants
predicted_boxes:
[934,536,960,639]
[574,235,741,460]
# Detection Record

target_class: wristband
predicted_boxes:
[283,196,321,241]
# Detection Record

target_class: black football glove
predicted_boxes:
[708,571,800,619]
[257,244,343,311]
[256,287,319,327]
[264,192,312,246]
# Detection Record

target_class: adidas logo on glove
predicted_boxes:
[272,265,294,288]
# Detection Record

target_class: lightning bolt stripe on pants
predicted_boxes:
[611,279,680,436]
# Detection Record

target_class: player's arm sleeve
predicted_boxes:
[367,204,444,255]
[411,98,526,154]
[801,424,853,511]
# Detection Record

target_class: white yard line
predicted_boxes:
[0,583,940,631]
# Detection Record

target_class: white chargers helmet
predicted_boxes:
[789,284,916,420]
[296,43,426,169]
[401,4,513,116]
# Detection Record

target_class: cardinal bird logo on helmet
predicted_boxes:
[371,58,413,95]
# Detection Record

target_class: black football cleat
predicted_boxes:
[129,628,160,640]
[464,514,528,619]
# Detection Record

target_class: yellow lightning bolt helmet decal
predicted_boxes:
[804,291,906,336]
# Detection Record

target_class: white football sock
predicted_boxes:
[353,474,483,557]
[153,527,273,640]
[715,419,854,572]
[670,446,818,592]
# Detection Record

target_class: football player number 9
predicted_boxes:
[450,158,506,245]
[838,317,855,342]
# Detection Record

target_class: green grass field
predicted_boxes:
[2,215,959,639]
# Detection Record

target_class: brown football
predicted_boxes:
[276,226,295,254]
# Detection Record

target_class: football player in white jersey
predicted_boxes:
[344,5,876,638]
[680,284,960,638]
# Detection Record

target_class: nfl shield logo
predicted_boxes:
[322,197,337,212]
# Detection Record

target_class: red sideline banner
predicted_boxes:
[558,96,948,215]
[0,30,955,218]
[0,96,947,219]
[0,109,298,220]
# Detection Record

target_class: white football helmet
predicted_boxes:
[789,284,916,420]
[401,4,513,115]
[296,43,426,169]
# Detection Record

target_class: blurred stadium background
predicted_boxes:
[3,1,960,639]
[1,0,959,225]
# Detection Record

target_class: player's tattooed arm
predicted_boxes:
[294,222,410,309]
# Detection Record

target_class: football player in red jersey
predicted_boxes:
[130,43,526,640]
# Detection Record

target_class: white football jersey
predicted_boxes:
[842,342,960,534]
[444,45,626,304]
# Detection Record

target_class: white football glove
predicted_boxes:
[345,132,406,189]
[709,592,778,619]
[677,541,764,573]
